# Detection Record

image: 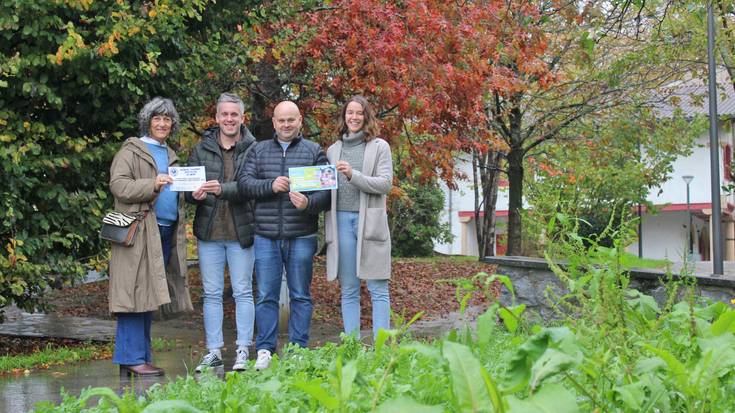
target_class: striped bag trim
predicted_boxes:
[102,211,137,227]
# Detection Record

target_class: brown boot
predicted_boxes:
[146,363,165,375]
[120,364,165,376]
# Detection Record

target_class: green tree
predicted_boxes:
[524,107,706,251]
[0,0,217,319]
[486,0,707,255]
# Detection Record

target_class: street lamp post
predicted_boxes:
[683,175,694,258]
[707,1,723,274]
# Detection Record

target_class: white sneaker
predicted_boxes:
[254,349,272,370]
[232,348,249,371]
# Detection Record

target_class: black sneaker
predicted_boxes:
[195,351,223,373]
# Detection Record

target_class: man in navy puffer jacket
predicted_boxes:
[237,101,330,370]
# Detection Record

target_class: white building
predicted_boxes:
[435,71,735,260]
[434,156,510,256]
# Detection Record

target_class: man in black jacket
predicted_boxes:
[186,93,257,372]
[238,101,330,370]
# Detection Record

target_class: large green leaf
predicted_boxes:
[488,274,515,298]
[481,364,507,413]
[643,345,688,391]
[293,379,339,410]
[400,342,443,361]
[376,397,444,413]
[476,303,500,347]
[634,357,667,375]
[710,310,735,336]
[506,383,579,413]
[499,304,525,333]
[79,387,131,413]
[694,334,735,381]
[505,327,581,393]
[613,381,646,411]
[141,401,204,413]
[625,289,660,321]
[442,340,493,413]
[339,359,358,401]
[529,349,580,390]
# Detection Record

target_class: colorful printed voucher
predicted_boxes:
[288,165,338,192]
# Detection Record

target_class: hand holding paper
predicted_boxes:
[169,166,206,192]
[336,161,353,180]
[289,191,308,210]
[272,176,290,193]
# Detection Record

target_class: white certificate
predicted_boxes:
[168,166,205,192]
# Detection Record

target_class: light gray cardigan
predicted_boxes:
[325,137,393,281]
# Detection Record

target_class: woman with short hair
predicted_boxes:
[108,97,189,376]
[325,95,393,338]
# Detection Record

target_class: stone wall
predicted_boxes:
[482,256,735,320]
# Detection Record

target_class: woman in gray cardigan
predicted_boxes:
[325,95,393,338]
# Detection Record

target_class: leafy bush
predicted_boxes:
[0,1,214,320]
[389,180,453,257]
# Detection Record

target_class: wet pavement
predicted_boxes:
[1,348,193,413]
[0,306,469,413]
[0,324,349,412]
[0,261,473,413]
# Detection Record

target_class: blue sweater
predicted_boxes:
[143,139,178,225]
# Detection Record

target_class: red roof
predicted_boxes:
[458,210,508,218]
[459,202,731,219]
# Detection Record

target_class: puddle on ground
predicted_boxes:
[0,307,473,412]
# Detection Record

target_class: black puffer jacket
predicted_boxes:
[185,125,256,248]
[237,135,330,239]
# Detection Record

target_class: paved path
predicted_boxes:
[668,260,735,280]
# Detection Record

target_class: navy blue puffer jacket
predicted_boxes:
[237,135,330,239]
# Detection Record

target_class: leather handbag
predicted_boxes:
[100,211,145,247]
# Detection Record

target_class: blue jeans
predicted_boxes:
[112,223,175,365]
[113,311,153,365]
[254,234,317,352]
[337,211,390,338]
[198,239,255,350]
[159,224,176,269]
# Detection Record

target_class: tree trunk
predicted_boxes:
[506,146,524,255]
[473,150,501,258]
[481,152,501,257]
[472,150,484,255]
[248,62,283,141]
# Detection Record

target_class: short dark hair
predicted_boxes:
[138,97,180,137]
[337,95,380,141]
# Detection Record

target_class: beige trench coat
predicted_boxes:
[108,137,189,313]
[325,138,393,281]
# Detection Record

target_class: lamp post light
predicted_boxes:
[682,175,694,258]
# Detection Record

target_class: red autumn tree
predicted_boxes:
[244,0,551,256]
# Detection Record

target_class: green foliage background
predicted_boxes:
[389,179,453,257]
[523,107,706,251]
[0,0,238,318]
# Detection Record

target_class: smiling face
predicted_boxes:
[216,101,244,140]
[345,101,365,134]
[272,101,302,142]
[149,115,172,143]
